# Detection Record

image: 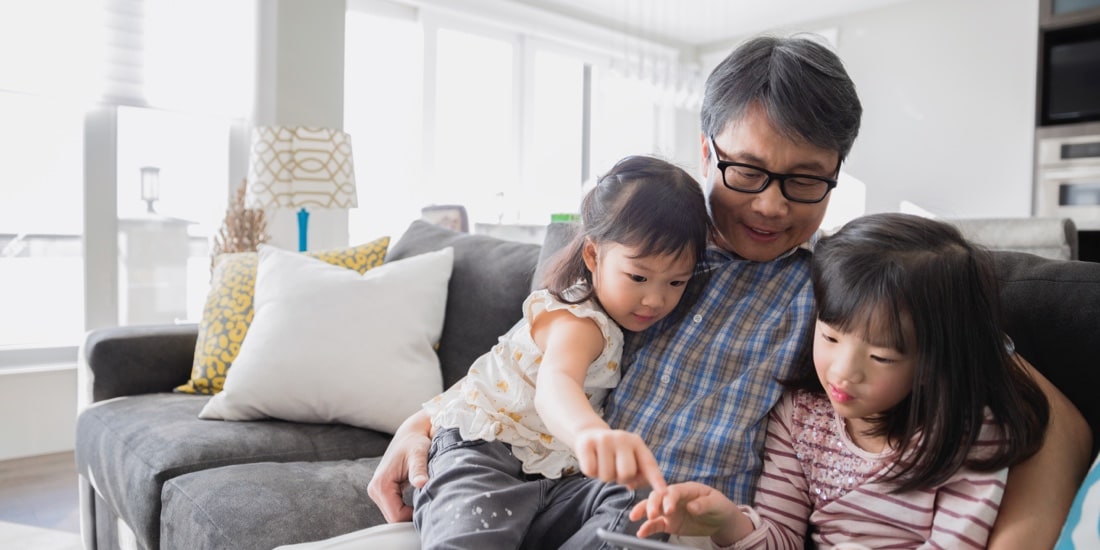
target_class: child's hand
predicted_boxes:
[573,428,667,491]
[628,482,742,541]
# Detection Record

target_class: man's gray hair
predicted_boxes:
[701,34,862,162]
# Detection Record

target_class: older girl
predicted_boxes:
[631,213,1049,549]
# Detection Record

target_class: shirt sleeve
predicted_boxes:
[731,394,812,550]
[917,416,1007,549]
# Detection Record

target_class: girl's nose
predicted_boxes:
[641,291,665,309]
[829,352,862,384]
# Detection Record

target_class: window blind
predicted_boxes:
[0,0,254,117]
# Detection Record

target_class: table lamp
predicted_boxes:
[244,126,357,251]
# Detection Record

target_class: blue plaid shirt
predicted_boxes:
[603,244,815,504]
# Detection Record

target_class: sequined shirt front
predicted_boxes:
[731,391,1009,549]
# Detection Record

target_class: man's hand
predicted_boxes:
[573,428,667,491]
[367,410,433,523]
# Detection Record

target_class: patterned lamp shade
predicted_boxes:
[245,126,358,209]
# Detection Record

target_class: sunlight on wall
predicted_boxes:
[821,170,867,232]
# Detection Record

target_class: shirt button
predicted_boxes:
[692,314,703,323]
[660,374,671,384]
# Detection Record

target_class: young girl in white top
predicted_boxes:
[630,213,1050,549]
[412,155,714,549]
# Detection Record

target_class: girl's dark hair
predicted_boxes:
[541,155,713,307]
[787,212,1049,493]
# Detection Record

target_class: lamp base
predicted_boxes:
[297,207,309,252]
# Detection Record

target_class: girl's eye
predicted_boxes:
[629,274,647,283]
[820,333,838,343]
[670,280,687,287]
[871,354,897,364]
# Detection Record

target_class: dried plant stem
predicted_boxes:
[211,181,269,274]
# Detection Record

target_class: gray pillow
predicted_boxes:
[386,220,541,389]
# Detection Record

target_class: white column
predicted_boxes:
[253,0,351,251]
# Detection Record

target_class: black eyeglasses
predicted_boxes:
[708,136,838,204]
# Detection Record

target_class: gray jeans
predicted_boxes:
[413,427,650,549]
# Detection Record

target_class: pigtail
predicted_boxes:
[542,235,595,305]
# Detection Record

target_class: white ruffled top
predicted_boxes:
[423,288,623,478]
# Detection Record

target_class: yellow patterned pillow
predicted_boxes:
[176,236,390,395]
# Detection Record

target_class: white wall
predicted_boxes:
[0,368,77,461]
[698,0,1039,219]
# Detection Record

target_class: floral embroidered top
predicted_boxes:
[423,288,623,478]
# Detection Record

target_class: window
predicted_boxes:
[0,93,85,349]
[527,48,586,224]
[589,66,662,181]
[0,0,254,360]
[344,10,424,243]
[115,107,234,325]
[432,27,518,225]
[344,3,677,240]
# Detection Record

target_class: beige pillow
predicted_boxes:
[176,237,389,395]
[198,245,453,433]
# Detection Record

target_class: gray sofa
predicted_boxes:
[75,218,1100,549]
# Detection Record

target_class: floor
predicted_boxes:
[0,451,82,549]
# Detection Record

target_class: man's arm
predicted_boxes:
[366,409,433,523]
[987,356,1093,550]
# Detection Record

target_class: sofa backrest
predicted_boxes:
[995,251,1100,459]
[386,220,542,389]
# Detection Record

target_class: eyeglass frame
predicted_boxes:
[707,136,840,204]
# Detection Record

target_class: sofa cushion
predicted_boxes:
[161,458,385,550]
[386,220,541,389]
[994,251,1100,459]
[76,393,391,550]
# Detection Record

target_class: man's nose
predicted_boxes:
[752,180,789,217]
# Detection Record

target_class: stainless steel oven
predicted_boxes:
[1037,134,1100,230]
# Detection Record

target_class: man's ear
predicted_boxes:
[582,238,598,272]
[699,132,711,180]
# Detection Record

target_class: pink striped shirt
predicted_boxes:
[729,391,1007,549]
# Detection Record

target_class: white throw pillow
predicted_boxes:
[199,244,452,433]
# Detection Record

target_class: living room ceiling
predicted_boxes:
[506,0,918,48]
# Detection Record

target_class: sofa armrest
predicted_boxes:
[78,323,198,408]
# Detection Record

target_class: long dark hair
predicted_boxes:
[786,212,1049,492]
[542,155,713,308]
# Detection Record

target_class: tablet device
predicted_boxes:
[595,528,697,550]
